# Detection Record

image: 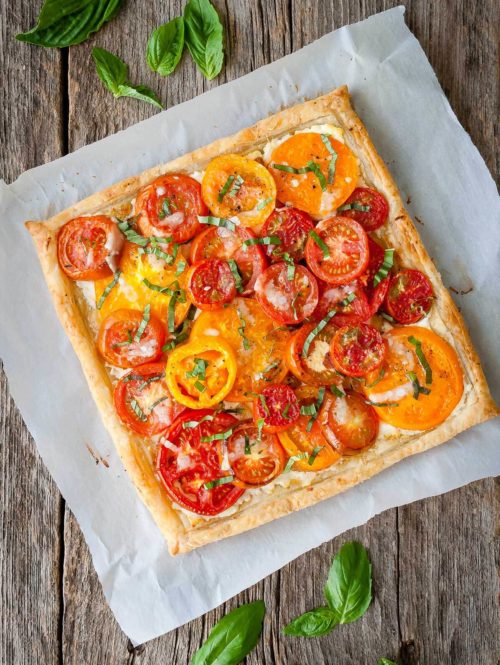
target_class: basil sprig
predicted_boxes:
[92,47,163,109]
[284,541,372,637]
[184,0,224,81]
[147,17,185,77]
[338,202,371,212]
[190,601,265,665]
[17,0,124,48]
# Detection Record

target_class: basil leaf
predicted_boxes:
[379,659,399,665]
[147,17,185,76]
[203,475,234,489]
[92,47,163,109]
[190,600,265,665]
[283,607,337,638]
[324,541,372,624]
[17,0,124,48]
[184,0,224,81]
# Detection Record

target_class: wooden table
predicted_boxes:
[1,1,498,663]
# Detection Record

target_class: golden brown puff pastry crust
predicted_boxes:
[26,86,498,555]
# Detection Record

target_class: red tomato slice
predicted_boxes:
[260,207,314,263]
[252,384,300,433]
[57,215,123,281]
[385,269,434,324]
[227,423,286,487]
[285,323,341,387]
[305,217,369,285]
[114,363,182,436]
[186,258,236,310]
[254,262,318,324]
[311,281,371,326]
[97,308,165,368]
[134,174,207,243]
[189,225,267,295]
[157,410,244,516]
[358,237,391,316]
[338,187,389,232]
[330,323,385,377]
[327,391,379,454]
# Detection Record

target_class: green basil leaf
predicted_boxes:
[283,607,337,637]
[190,600,265,665]
[92,48,163,109]
[17,0,124,48]
[379,659,399,665]
[184,0,224,81]
[324,541,372,624]
[147,17,185,77]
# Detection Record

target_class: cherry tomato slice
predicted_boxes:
[134,174,207,243]
[189,225,267,295]
[252,384,300,433]
[57,216,123,281]
[277,386,340,471]
[358,237,391,316]
[97,308,165,368]
[330,323,385,377]
[114,362,182,436]
[305,217,369,285]
[311,281,371,326]
[285,322,341,387]
[260,207,314,263]
[385,269,434,324]
[202,155,276,227]
[327,391,379,454]
[227,423,286,487]
[268,133,358,218]
[186,258,236,310]
[157,409,244,516]
[338,187,389,232]
[254,263,318,325]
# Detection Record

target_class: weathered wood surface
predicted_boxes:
[1,1,498,664]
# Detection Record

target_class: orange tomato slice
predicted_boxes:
[363,326,464,430]
[268,133,358,218]
[191,297,290,401]
[94,241,190,328]
[201,154,276,226]
[165,337,237,409]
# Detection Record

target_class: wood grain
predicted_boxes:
[1,0,498,664]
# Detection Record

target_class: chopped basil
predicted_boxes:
[182,415,215,429]
[281,252,296,281]
[142,278,173,294]
[272,161,327,191]
[112,329,133,348]
[290,291,301,320]
[256,360,281,381]
[330,385,346,398]
[308,445,324,466]
[227,259,244,293]
[243,236,281,247]
[204,475,234,489]
[373,248,395,287]
[364,367,386,388]
[305,161,327,190]
[407,371,431,399]
[201,428,234,443]
[194,380,206,393]
[130,399,147,422]
[148,395,169,412]
[198,215,236,231]
[186,357,208,380]
[302,387,325,432]
[408,335,433,384]
[244,433,252,455]
[236,308,251,350]
[218,175,236,203]
[134,304,151,342]
[256,196,274,210]
[117,219,149,246]
[228,174,244,197]
[175,259,187,277]
[96,270,121,310]
[380,312,395,323]
[284,451,308,472]
[162,305,196,351]
[320,133,338,184]
[302,310,337,358]
[364,399,399,407]
[137,374,163,391]
[271,163,308,175]
[339,292,357,307]
[140,244,176,263]
[309,230,330,258]
[338,202,371,212]
[256,418,264,441]
[158,197,173,219]
[258,394,270,417]
[282,403,291,418]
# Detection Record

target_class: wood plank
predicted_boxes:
[0,2,64,664]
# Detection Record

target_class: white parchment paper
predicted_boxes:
[1,7,499,644]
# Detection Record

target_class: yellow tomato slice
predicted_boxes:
[363,326,464,430]
[201,154,276,227]
[191,297,290,401]
[94,241,190,328]
[278,386,340,471]
[268,133,358,218]
[165,337,237,409]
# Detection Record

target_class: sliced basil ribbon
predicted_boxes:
[96,270,121,310]
[204,475,234,489]
[284,452,308,472]
[373,248,395,287]
[309,230,330,258]
[134,304,151,342]
[320,133,338,184]
[198,215,236,231]
[338,202,371,212]
[408,335,433,384]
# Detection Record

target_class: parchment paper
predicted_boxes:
[0,7,498,644]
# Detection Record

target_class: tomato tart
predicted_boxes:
[26,87,498,555]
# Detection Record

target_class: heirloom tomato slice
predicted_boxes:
[227,423,286,487]
[285,322,340,387]
[254,263,318,325]
[385,269,434,324]
[260,207,314,263]
[338,187,389,232]
[252,384,300,433]
[326,391,379,454]
[185,258,236,310]
[330,323,385,377]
